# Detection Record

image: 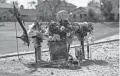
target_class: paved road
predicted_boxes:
[0,22,119,54]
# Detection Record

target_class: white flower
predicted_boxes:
[60,26,65,31]
[67,33,71,37]
[49,36,53,41]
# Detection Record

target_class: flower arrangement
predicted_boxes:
[47,20,74,43]
[73,22,94,59]
[74,22,94,40]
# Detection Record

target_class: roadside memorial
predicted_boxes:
[9,2,30,61]
[28,21,43,62]
[11,2,44,63]
[11,1,94,67]
[74,22,94,60]
[47,10,74,62]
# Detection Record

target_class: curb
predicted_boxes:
[0,48,49,58]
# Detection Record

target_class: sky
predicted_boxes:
[7,0,93,8]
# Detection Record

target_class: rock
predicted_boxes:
[12,59,16,62]
[51,72,54,75]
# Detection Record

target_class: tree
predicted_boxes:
[87,0,100,8]
[27,1,36,9]
[10,1,19,6]
[45,0,61,20]
[100,0,113,20]
[87,0,102,21]
[43,0,68,20]
[14,1,19,6]
[0,0,6,3]
[88,9,96,21]
[20,5,24,9]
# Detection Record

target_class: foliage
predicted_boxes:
[27,0,36,9]
[20,5,24,9]
[28,1,36,5]
[100,0,113,20]
[10,1,19,6]
[0,0,6,3]
[14,1,19,6]
[40,0,68,20]
[45,0,61,20]
[88,9,96,21]
[87,0,101,21]
[87,0,100,8]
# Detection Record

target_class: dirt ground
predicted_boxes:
[0,40,119,76]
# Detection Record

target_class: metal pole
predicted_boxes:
[14,21,20,61]
[87,45,89,59]
[67,44,70,53]
[81,37,85,59]
[35,48,37,63]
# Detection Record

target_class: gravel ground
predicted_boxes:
[0,40,119,76]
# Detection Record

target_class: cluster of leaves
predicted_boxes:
[100,0,113,20]
[88,9,96,21]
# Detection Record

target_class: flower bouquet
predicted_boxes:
[47,20,74,61]
[48,20,74,42]
[74,22,94,59]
